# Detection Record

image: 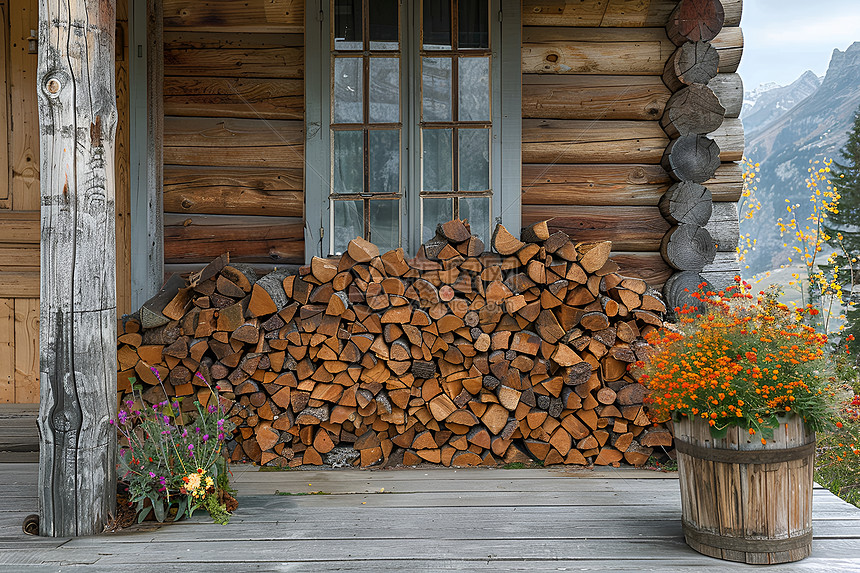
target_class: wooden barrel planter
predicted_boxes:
[673,415,815,564]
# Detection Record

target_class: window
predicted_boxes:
[306,0,520,259]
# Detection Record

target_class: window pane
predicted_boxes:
[334,0,362,50]
[458,0,489,49]
[369,199,400,253]
[422,57,452,122]
[459,196,490,244]
[333,130,364,194]
[369,0,399,50]
[422,197,453,242]
[368,130,400,194]
[458,57,490,121]
[369,58,400,124]
[459,128,490,191]
[333,57,363,124]
[422,128,453,192]
[423,0,451,50]
[333,200,364,255]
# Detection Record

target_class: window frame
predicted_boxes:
[305,0,521,259]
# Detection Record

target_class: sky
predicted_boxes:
[738,0,860,90]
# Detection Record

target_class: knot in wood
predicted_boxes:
[45,78,62,96]
[545,53,559,63]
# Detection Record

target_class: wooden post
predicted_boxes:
[37,0,118,537]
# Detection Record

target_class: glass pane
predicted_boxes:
[333,57,363,124]
[368,130,400,194]
[459,128,490,191]
[369,58,400,123]
[459,196,490,244]
[333,200,364,255]
[422,197,453,242]
[458,0,489,49]
[422,57,452,122]
[334,0,362,50]
[369,200,400,253]
[422,128,453,192]
[369,0,399,50]
[458,57,490,121]
[333,130,364,194]
[423,0,451,50]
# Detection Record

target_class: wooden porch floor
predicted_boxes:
[3,464,860,571]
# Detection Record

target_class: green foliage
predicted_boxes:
[823,106,860,363]
[114,374,236,525]
[815,397,860,509]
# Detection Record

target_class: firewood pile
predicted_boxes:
[117,219,673,468]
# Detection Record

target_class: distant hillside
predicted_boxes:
[742,72,821,137]
[741,42,860,274]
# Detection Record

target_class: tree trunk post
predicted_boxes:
[37,0,118,537]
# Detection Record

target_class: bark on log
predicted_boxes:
[38,0,118,537]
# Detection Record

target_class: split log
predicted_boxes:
[666,0,725,46]
[660,84,726,139]
[662,134,721,183]
[662,224,717,271]
[663,41,719,92]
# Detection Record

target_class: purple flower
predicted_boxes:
[108,419,115,425]
[217,419,224,428]
[217,432,225,441]
[148,471,156,478]
[208,404,217,414]
[125,400,133,408]
[118,410,129,425]
[150,366,162,382]
[172,401,179,410]
[188,444,194,451]
[195,426,201,433]
[163,415,170,425]
[159,477,167,485]
[203,434,209,442]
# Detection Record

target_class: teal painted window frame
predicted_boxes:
[305,0,521,260]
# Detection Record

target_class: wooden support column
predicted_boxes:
[37,0,118,537]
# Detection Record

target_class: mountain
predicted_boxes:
[741,72,822,136]
[740,42,860,274]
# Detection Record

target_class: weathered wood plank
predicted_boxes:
[522,120,669,164]
[0,273,39,298]
[0,1,9,208]
[13,298,38,403]
[521,27,741,76]
[705,201,740,252]
[8,0,40,210]
[0,211,40,243]
[522,75,669,120]
[708,117,744,162]
[708,73,743,119]
[163,77,303,120]
[37,0,117,536]
[0,246,40,268]
[163,214,304,264]
[521,0,742,27]
[611,252,673,286]
[163,44,303,79]
[164,166,303,217]
[523,205,670,251]
[163,118,304,168]
[522,162,742,205]
[163,0,304,33]
[0,299,13,402]
[116,2,131,316]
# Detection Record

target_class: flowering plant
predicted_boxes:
[113,370,236,524]
[635,278,833,442]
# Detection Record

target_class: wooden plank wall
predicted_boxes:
[0,0,130,403]
[520,0,744,287]
[161,0,305,274]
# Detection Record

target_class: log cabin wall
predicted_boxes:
[520,0,744,292]
[0,0,131,403]
[161,0,305,276]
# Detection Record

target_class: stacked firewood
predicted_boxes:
[117,219,673,468]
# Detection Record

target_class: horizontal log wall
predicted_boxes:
[521,0,744,288]
[162,0,304,271]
